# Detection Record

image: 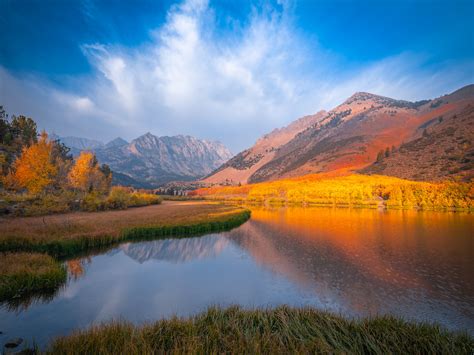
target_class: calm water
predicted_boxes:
[1,207,473,348]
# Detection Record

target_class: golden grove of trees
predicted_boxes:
[194,174,474,211]
[2,132,110,195]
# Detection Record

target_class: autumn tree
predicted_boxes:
[68,151,110,193]
[11,131,57,194]
[51,139,73,189]
[99,163,113,191]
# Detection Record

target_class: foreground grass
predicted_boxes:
[0,202,251,258]
[47,306,473,354]
[194,174,473,211]
[0,252,66,302]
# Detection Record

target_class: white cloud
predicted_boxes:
[0,0,472,151]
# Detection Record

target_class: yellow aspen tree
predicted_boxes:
[12,131,57,194]
[68,151,107,192]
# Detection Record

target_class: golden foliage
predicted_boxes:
[11,131,57,194]
[195,174,473,211]
[68,151,108,192]
[106,186,161,209]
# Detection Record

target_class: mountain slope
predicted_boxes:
[105,137,128,149]
[203,111,327,184]
[93,133,232,186]
[360,102,474,181]
[57,136,104,151]
[206,84,473,184]
[54,133,232,187]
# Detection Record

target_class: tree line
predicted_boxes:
[0,105,111,194]
[0,105,160,216]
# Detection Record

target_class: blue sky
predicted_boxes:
[1,0,473,151]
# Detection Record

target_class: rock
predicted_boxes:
[4,338,23,348]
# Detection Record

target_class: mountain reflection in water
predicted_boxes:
[119,235,229,264]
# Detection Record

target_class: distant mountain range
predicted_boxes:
[53,84,473,188]
[51,133,232,187]
[204,84,474,184]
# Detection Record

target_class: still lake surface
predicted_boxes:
[1,207,473,348]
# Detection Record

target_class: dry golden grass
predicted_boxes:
[47,306,474,354]
[0,252,59,275]
[0,201,241,241]
[0,252,66,301]
[0,201,250,257]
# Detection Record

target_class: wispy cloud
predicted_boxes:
[1,0,472,151]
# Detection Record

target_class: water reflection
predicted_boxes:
[67,257,92,280]
[119,235,228,264]
[226,208,474,329]
[0,207,473,348]
[0,286,65,313]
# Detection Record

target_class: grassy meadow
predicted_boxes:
[194,174,474,211]
[47,306,474,354]
[0,201,251,258]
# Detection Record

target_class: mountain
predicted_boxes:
[203,111,327,184]
[54,132,233,187]
[49,134,104,156]
[360,93,474,181]
[205,84,474,184]
[57,136,104,151]
[105,137,128,149]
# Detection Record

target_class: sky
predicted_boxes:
[1,0,473,152]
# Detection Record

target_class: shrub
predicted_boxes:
[106,186,130,209]
[81,192,107,212]
[128,192,161,207]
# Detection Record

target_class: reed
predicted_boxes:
[47,305,474,354]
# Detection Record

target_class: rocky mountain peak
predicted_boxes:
[52,132,233,187]
[105,137,128,148]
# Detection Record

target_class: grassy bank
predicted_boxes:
[0,202,251,258]
[194,174,473,211]
[47,306,473,354]
[0,252,66,302]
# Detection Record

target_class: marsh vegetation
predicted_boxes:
[47,306,473,354]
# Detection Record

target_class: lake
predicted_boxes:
[1,207,473,348]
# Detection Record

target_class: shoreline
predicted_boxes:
[0,202,251,258]
[0,202,251,305]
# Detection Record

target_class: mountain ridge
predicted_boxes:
[54,132,233,187]
[204,84,474,184]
